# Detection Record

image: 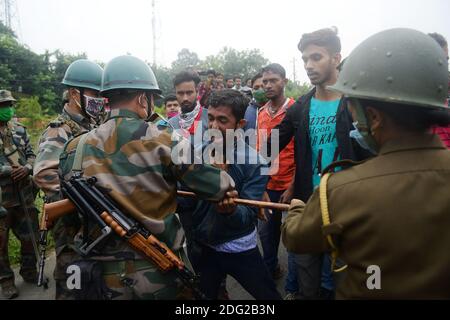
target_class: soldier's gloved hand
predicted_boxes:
[11,165,30,182]
[216,190,238,216]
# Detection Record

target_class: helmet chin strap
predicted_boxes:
[350,98,380,153]
[138,92,154,120]
[74,88,89,119]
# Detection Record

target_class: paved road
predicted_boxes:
[2,222,290,300]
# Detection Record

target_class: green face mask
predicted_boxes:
[0,107,15,122]
[253,89,268,106]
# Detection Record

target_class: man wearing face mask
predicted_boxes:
[33,59,104,299]
[0,90,38,299]
[243,72,268,131]
[58,55,236,300]
[282,28,450,299]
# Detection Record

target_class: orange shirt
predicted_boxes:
[257,98,295,191]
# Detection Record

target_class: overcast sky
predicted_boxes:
[10,0,450,83]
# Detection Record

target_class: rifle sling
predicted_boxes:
[72,133,90,174]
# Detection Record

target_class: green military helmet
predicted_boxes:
[62,59,103,91]
[0,90,16,103]
[330,28,448,110]
[101,55,162,95]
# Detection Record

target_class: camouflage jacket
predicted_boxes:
[59,109,235,261]
[33,105,93,202]
[0,120,36,208]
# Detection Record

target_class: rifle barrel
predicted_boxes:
[176,190,291,211]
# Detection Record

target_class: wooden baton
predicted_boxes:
[177,190,290,211]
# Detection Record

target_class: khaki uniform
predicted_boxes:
[282,135,450,299]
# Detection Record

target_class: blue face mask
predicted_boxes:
[349,122,377,155]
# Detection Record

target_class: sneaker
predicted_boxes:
[284,292,299,300]
[1,279,19,299]
[272,264,285,280]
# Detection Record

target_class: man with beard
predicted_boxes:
[168,71,209,140]
[267,28,371,300]
[225,77,234,89]
[232,76,242,91]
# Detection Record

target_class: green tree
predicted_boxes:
[202,47,269,81]
[171,48,201,73]
[285,81,311,100]
[0,22,87,114]
[151,64,174,96]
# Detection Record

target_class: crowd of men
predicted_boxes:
[0,27,449,300]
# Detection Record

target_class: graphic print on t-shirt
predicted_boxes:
[309,98,341,187]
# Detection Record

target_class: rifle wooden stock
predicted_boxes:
[99,211,181,272]
[40,199,77,230]
[177,190,291,211]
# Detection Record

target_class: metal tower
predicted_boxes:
[1,0,21,38]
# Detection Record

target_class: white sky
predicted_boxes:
[11,0,450,83]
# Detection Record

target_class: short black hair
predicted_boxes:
[359,98,450,132]
[428,32,448,49]
[207,89,249,121]
[251,72,263,87]
[216,73,224,78]
[103,89,143,107]
[262,63,286,79]
[206,69,216,76]
[164,94,177,105]
[225,76,233,82]
[298,27,341,54]
[173,70,201,88]
[234,75,242,81]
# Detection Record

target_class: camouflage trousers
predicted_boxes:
[52,216,81,300]
[54,248,79,300]
[101,257,195,300]
[0,205,38,282]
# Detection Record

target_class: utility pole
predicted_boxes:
[292,58,297,83]
[1,0,12,28]
[1,0,21,38]
[152,0,157,65]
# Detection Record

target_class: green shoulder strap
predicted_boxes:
[72,132,90,174]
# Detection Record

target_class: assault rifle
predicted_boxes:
[38,176,206,299]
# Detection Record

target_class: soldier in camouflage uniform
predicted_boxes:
[33,60,104,299]
[58,55,236,300]
[0,90,38,299]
